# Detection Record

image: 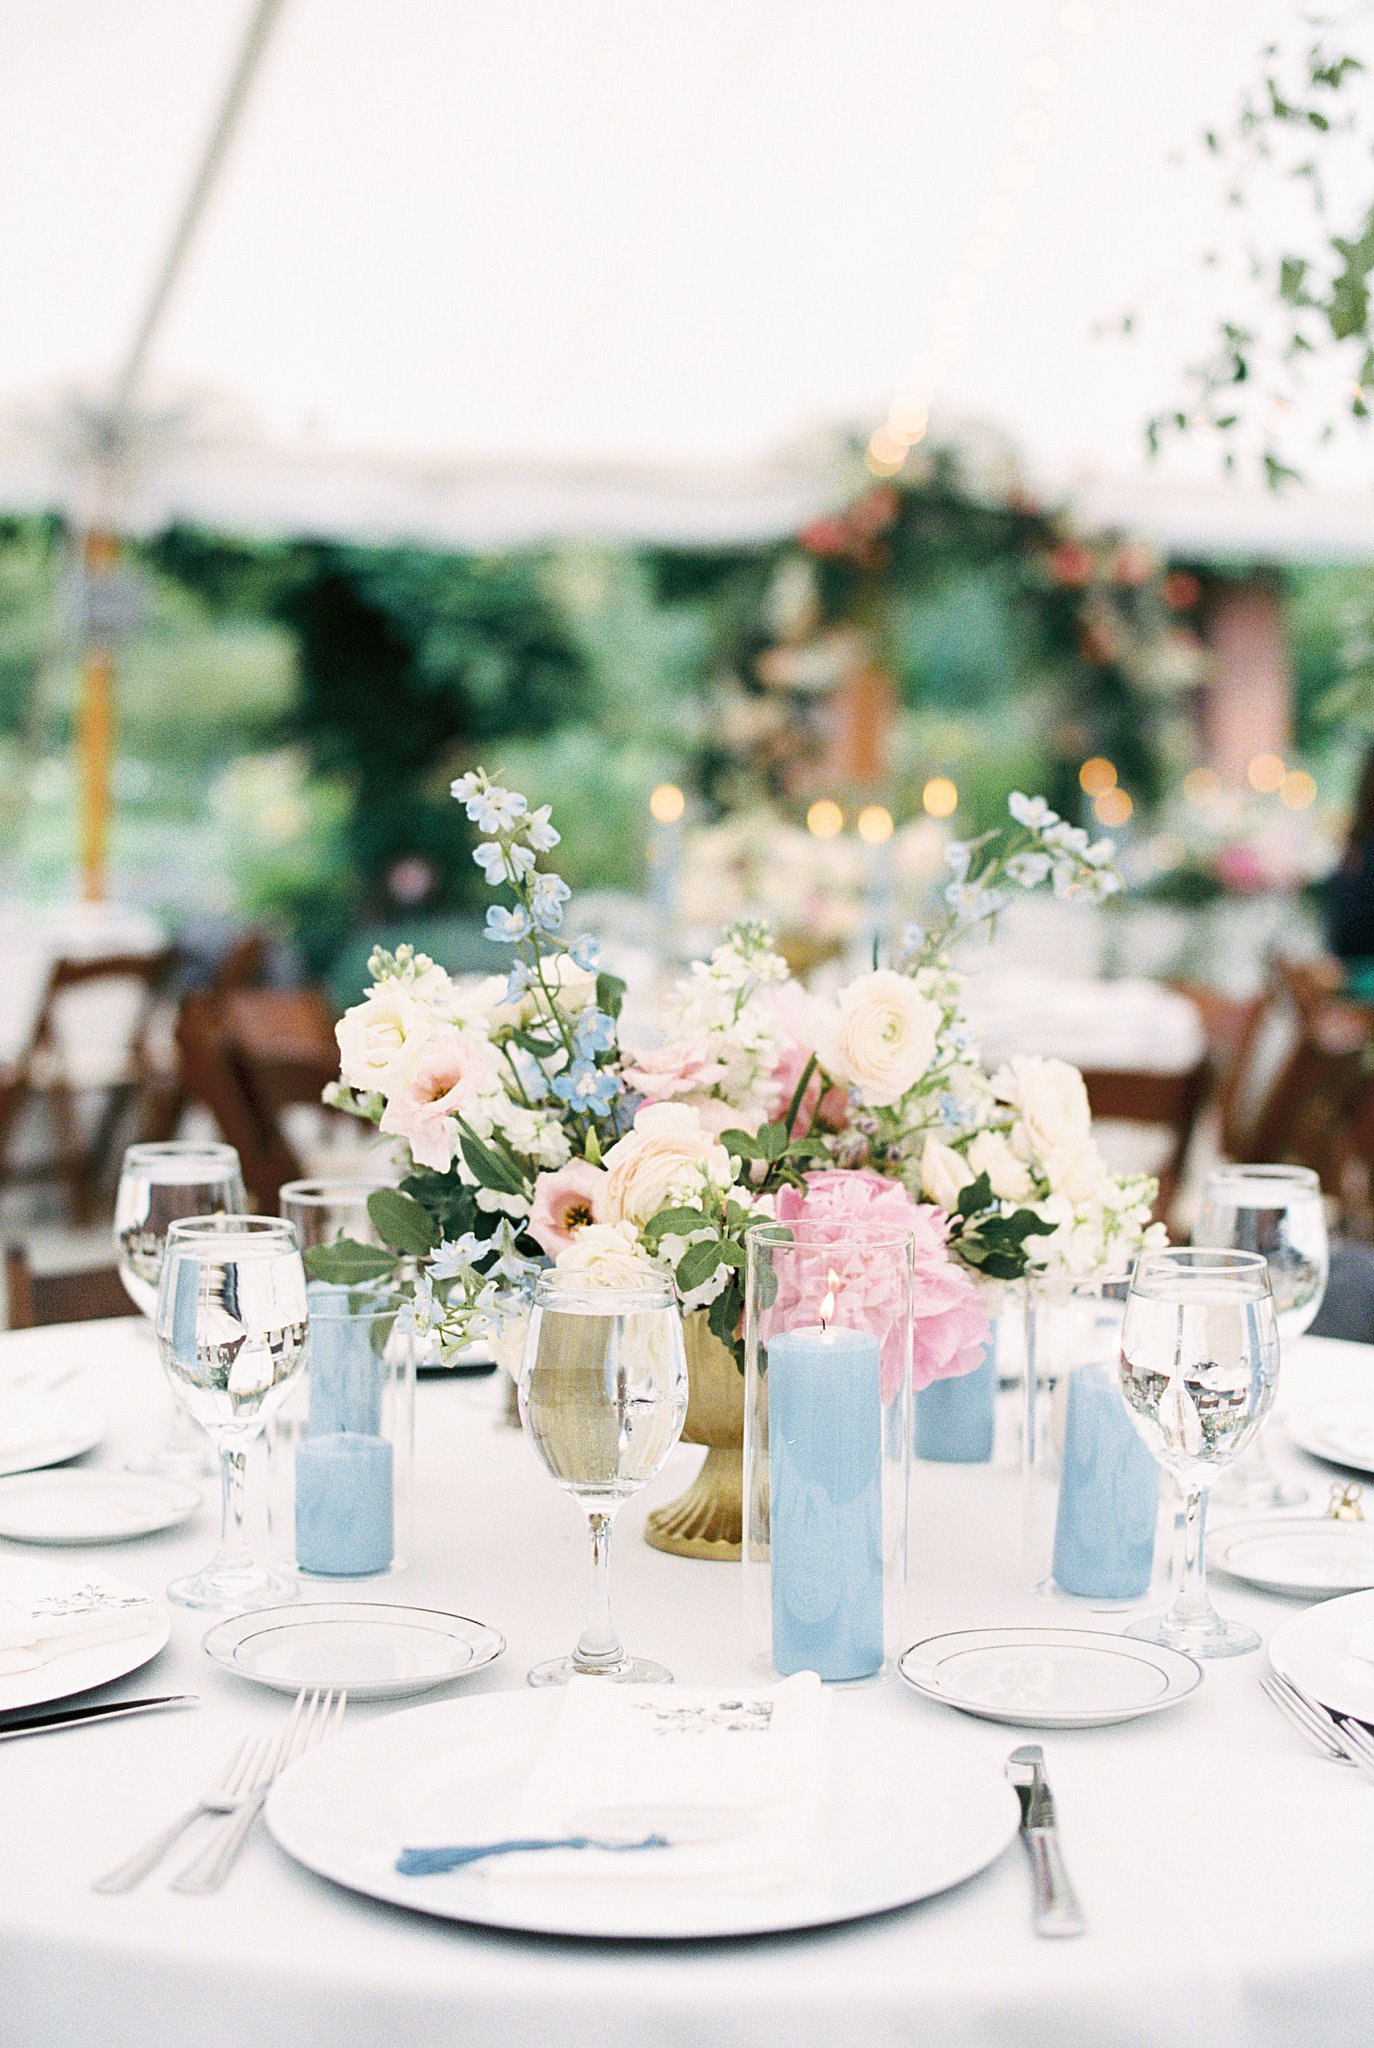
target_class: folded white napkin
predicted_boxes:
[484,1673,825,1889]
[0,1562,158,1675]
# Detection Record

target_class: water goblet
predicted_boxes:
[1194,1163,1328,1511]
[1119,1247,1279,1658]
[154,1216,309,1611]
[279,1177,395,1255]
[115,1140,245,1478]
[519,1270,688,1686]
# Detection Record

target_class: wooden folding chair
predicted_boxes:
[4,1243,131,1329]
[1080,1057,1213,1232]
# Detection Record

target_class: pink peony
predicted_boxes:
[772,1170,989,1398]
[378,1028,494,1172]
[528,1159,610,1256]
[619,1040,730,1103]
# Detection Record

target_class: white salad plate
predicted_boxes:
[898,1626,1203,1728]
[0,1470,202,1546]
[0,1392,103,1479]
[266,1690,1021,1940]
[202,1602,506,1699]
[1269,1587,1374,1724]
[0,1560,170,1716]
[1211,1516,1374,1600]
[1287,1405,1374,1478]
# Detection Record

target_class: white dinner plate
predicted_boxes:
[898,1626,1203,1728]
[0,1470,203,1546]
[1269,1587,1374,1723]
[1287,1404,1374,1477]
[266,1689,1021,1939]
[202,1602,506,1699]
[1211,1516,1374,1600]
[0,1392,104,1479]
[0,1561,170,1715]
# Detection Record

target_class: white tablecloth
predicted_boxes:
[3,1321,1374,2048]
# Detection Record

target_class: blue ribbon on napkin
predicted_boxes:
[396,1832,669,1876]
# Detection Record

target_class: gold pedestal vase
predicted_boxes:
[644,1311,743,1560]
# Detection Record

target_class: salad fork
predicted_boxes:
[171,1686,346,1894]
[93,1734,273,1893]
[1262,1671,1374,1783]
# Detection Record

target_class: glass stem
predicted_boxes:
[1168,1478,1214,1629]
[574,1508,625,1671]
[213,1444,253,1575]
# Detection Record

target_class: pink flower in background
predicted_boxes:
[528,1159,609,1255]
[378,1028,495,1172]
[619,1040,730,1103]
[1215,843,1271,895]
[772,1170,988,1397]
[764,982,849,1132]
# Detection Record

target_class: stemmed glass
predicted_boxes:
[154,1216,309,1611]
[1119,1247,1279,1658]
[519,1270,688,1686]
[115,1140,246,1478]
[279,1177,394,1254]
[1194,1163,1329,1511]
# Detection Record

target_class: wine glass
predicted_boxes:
[279,1177,394,1253]
[1194,1163,1329,1511]
[154,1216,309,1610]
[115,1140,245,1478]
[518,1270,687,1686]
[1119,1247,1279,1658]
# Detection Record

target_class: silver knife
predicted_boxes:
[1006,1743,1086,1938]
[0,1695,197,1742]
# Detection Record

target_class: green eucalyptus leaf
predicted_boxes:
[676,1239,725,1294]
[456,1131,526,1199]
[367,1187,440,1256]
[302,1239,398,1285]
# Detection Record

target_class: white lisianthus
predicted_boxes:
[967,1128,1035,1203]
[555,1221,661,1291]
[920,1138,974,1211]
[818,970,941,1108]
[335,982,436,1095]
[992,1055,1093,1162]
[601,1103,733,1229]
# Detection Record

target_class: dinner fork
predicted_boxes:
[170,1686,346,1894]
[1262,1672,1374,1784]
[92,1733,274,1893]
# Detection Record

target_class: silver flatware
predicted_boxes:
[1264,1670,1374,1783]
[1006,1743,1086,1938]
[0,1694,196,1742]
[92,1732,273,1894]
[170,1685,346,1894]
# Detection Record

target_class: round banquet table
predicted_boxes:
[3,1319,1374,2048]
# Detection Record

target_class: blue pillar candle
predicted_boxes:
[767,1323,884,1681]
[1052,1365,1159,1599]
[306,1284,385,1439]
[915,1342,996,1463]
[295,1431,394,1576]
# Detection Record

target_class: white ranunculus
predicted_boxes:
[554,1221,661,1291]
[601,1102,733,1230]
[967,1128,1035,1203]
[817,970,941,1108]
[335,983,435,1095]
[991,1055,1092,1164]
[920,1138,974,1211]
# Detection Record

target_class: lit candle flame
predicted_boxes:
[819,1268,841,1330]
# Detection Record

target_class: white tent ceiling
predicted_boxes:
[2,0,1372,552]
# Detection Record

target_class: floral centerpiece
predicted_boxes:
[322,773,1163,1434]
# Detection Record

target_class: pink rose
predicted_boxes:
[772,1170,988,1397]
[378,1028,494,1172]
[528,1159,608,1256]
[619,1040,730,1103]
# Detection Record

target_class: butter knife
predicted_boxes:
[1006,1743,1086,1938]
[0,1695,197,1742]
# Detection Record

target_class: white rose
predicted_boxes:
[967,1129,1035,1203]
[817,970,940,1108]
[1041,1140,1109,1206]
[335,983,435,1094]
[992,1056,1092,1163]
[554,1222,661,1291]
[601,1102,733,1229]
[920,1139,973,1211]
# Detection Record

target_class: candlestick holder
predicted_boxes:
[269,1279,415,1579]
[743,1222,913,1683]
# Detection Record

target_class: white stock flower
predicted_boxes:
[920,1138,974,1211]
[817,969,941,1108]
[992,1056,1093,1164]
[967,1128,1035,1203]
[554,1222,661,1291]
[601,1102,733,1229]
[335,982,436,1095]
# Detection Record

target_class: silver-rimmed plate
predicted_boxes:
[898,1625,1203,1728]
[1288,1404,1374,1477]
[0,1470,202,1546]
[202,1602,505,1699]
[1269,1587,1374,1723]
[1211,1516,1374,1600]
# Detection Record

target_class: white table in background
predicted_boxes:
[2,1321,1374,2048]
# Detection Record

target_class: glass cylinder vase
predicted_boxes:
[743,1222,913,1683]
[270,1279,415,1578]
